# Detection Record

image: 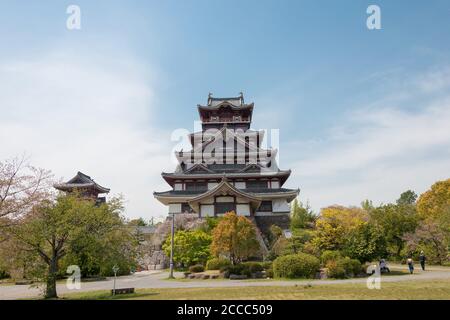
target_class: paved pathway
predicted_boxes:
[1,265,449,300]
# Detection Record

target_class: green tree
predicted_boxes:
[369,203,418,258]
[7,194,127,298]
[361,199,375,211]
[60,220,138,277]
[397,190,418,206]
[290,199,316,229]
[163,230,211,267]
[211,212,260,264]
[343,223,387,263]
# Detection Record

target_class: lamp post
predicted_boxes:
[169,212,175,279]
[112,264,119,296]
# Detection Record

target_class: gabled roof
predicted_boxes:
[183,164,215,174]
[54,171,110,194]
[153,178,300,208]
[187,177,262,213]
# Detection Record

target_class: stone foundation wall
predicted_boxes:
[254,214,291,239]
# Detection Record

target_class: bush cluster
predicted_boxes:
[222,261,266,278]
[261,261,274,278]
[0,269,9,280]
[206,258,232,271]
[273,253,320,279]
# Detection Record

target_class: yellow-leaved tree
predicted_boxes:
[211,212,260,264]
[312,206,368,251]
[417,178,450,226]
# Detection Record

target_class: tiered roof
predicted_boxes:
[153,93,299,207]
[54,171,110,194]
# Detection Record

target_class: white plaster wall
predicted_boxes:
[168,203,182,214]
[271,181,280,189]
[234,182,246,189]
[216,196,234,203]
[236,204,250,216]
[272,199,290,212]
[174,183,183,191]
[200,204,214,217]
[207,182,218,190]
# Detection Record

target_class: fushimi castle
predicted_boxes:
[154,93,299,239]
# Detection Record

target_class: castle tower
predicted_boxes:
[153,94,299,236]
[54,171,110,205]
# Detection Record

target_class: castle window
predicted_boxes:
[181,203,194,213]
[185,182,207,191]
[246,180,268,189]
[215,202,236,215]
[258,201,272,212]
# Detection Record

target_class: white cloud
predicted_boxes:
[289,68,450,211]
[0,49,173,220]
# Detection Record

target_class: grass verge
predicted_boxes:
[61,278,450,300]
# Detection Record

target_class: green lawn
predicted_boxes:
[62,278,450,300]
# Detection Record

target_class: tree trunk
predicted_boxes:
[45,258,58,299]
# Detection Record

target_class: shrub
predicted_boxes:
[206,258,232,271]
[222,262,265,278]
[320,250,342,264]
[342,257,362,276]
[326,260,346,279]
[261,261,273,269]
[273,253,320,279]
[262,261,274,278]
[326,257,362,279]
[241,262,264,274]
[0,269,9,280]
[188,264,204,273]
[222,264,244,278]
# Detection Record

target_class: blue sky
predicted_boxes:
[1,1,450,220]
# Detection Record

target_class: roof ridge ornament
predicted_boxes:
[239,92,244,104]
[208,92,213,105]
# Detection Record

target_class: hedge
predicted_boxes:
[273,253,320,279]
[188,264,205,273]
[206,258,232,271]
[221,262,266,278]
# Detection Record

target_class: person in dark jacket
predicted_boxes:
[419,251,426,271]
[407,257,414,274]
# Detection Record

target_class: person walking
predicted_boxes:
[419,251,426,271]
[407,257,414,274]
